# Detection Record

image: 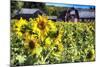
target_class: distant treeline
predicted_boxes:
[11,1,69,17]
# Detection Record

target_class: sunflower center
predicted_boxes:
[38,21,46,30]
[29,40,35,49]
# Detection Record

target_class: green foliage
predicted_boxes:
[11,18,95,66]
[56,22,95,62]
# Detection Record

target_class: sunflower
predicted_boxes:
[44,37,52,48]
[54,41,64,53]
[54,27,64,43]
[13,18,28,37]
[48,20,57,32]
[52,28,64,56]
[13,18,27,31]
[32,15,50,41]
[36,15,48,30]
[16,31,23,37]
[23,32,42,56]
[52,42,64,57]
[29,39,42,55]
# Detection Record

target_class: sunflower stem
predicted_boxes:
[43,47,55,63]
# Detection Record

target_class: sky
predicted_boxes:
[21,0,95,9]
[22,0,95,6]
[46,2,95,9]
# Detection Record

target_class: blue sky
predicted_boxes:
[23,0,95,5]
[46,2,95,9]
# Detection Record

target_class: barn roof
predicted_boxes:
[78,10,95,18]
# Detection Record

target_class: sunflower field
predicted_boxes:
[10,15,95,66]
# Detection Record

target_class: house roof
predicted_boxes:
[18,8,44,14]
